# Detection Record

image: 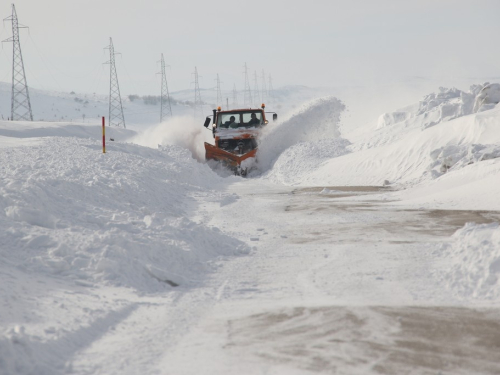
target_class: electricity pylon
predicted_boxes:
[193,67,203,117]
[104,38,125,128]
[3,4,33,121]
[243,63,252,107]
[215,73,223,109]
[261,69,267,104]
[232,83,238,109]
[158,53,172,122]
[253,71,260,106]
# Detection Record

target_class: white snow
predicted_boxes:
[257,96,345,173]
[473,83,500,113]
[0,123,249,291]
[439,222,500,300]
[1,80,500,374]
[0,118,252,373]
[131,115,213,162]
[376,83,497,131]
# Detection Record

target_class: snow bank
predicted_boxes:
[0,137,248,292]
[0,118,250,375]
[429,143,500,175]
[439,223,500,300]
[256,97,346,175]
[277,83,500,198]
[377,83,499,131]
[473,83,500,113]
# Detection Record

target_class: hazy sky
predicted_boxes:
[1,0,499,96]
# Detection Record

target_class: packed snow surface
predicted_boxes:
[1,82,500,375]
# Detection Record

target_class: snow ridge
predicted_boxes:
[377,83,500,131]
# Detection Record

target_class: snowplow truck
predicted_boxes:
[203,104,277,176]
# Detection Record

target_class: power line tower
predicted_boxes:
[261,69,267,104]
[268,74,275,104]
[253,71,260,106]
[243,63,252,107]
[3,4,33,121]
[158,53,172,122]
[192,67,203,117]
[104,38,125,128]
[215,73,223,109]
[232,83,238,109]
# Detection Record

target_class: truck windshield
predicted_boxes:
[218,112,263,128]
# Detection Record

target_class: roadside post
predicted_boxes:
[102,116,106,153]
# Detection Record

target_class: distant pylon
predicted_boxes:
[3,4,33,121]
[193,67,203,117]
[158,53,172,122]
[253,71,260,106]
[104,38,125,128]
[215,73,223,109]
[243,63,252,107]
[261,69,267,104]
[232,84,238,109]
[268,75,275,104]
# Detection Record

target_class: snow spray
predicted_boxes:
[256,96,345,172]
[131,116,214,162]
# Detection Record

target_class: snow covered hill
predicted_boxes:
[0,81,327,129]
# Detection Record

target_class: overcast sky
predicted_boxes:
[1,0,499,96]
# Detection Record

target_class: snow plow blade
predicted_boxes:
[204,142,257,168]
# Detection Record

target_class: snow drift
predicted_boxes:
[429,143,500,175]
[439,223,500,300]
[377,83,500,131]
[0,128,249,292]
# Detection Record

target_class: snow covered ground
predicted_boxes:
[1,81,500,374]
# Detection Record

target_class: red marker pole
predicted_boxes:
[102,116,106,153]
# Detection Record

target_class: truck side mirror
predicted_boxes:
[203,117,211,128]
[273,113,278,121]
